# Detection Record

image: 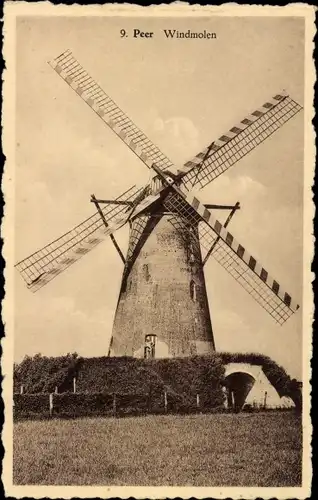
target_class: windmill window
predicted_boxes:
[143,264,150,282]
[190,280,197,302]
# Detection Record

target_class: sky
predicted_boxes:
[13,15,305,379]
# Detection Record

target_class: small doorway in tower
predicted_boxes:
[144,334,157,359]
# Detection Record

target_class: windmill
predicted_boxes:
[15,49,303,359]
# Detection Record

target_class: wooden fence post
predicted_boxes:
[164,390,167,414]
[20,385,24,395]
[113,393,117,417]
[55,386,58,394]
[73,377,76,394]
[147,385,152,414]
[196,393,200,410]
[49,393,54,417]
[264,391,267,410]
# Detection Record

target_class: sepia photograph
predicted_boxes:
[1,3,314,498]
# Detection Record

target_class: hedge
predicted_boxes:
[74,355,225,398]
[13,390,224,420]
[14,394,50,419]
[14,353,79,394]
[13,352,302,410]
[52,393,114,418]
[14,354,225,403]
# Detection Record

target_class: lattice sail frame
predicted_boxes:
[162,187,299,325]
[49,50,175,174]
[49,51,302,189]
[179,94,302,190]
[15,185,162,292]
[15,49,302,324]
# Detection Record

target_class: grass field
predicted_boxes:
[13,411,302,486]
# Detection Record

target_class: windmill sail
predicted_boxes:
[15,185,145,291]
[49,50,175,174]
[163,188,299,324]
[178,92,302,191]
[17,50,302,327]
[206,238,297,324]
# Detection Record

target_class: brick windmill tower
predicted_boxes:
[110,176,220,358]
[15,50,302,360]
